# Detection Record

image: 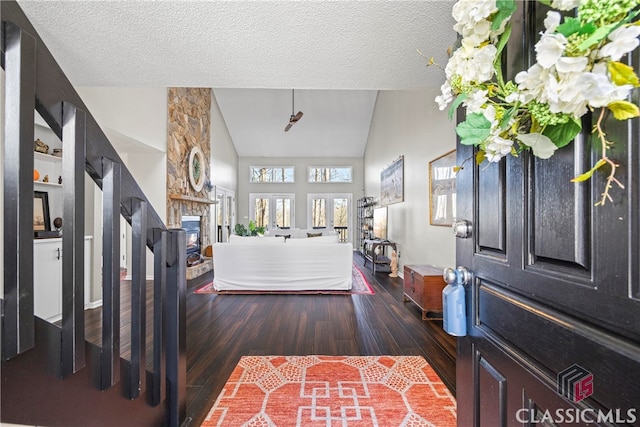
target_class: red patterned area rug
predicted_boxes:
[201,355,456,427]
[195,264,374,295]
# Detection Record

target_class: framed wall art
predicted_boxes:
[34,191,51,232]
[429,149,457,226]
[380,156,404,205]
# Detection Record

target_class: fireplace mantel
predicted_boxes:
[169,194,218,204]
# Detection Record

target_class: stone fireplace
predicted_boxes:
[166,88,215,280]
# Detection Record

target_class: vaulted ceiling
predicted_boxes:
[18,1,456,157]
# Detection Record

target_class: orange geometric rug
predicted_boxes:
[201,355,456,426]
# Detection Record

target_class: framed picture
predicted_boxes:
[380,156,404,205]
[188,146,205,192]
[34,191,51,232]
[429,149,457,226]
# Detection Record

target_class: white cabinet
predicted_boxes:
[33,236,93,322]
[33,238,62,322]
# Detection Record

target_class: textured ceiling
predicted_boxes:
[17,0,457,157]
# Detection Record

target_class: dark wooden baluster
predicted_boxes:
[101,158,121,388]
[61,103,86,376]
[129,198,147,398]
[150,228,167,406]
[2,21,36,359]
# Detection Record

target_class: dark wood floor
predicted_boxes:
[84,253,456,426]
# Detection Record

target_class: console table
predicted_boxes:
[362,239,397,273]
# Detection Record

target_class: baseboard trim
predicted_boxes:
[85,300,102,310]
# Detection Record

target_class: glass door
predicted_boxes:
[307,193,352,242]
[249,193,295,230]
[214,187,235,242]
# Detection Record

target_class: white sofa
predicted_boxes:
[213,235,353,291]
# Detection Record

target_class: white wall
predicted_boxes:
[364,90,456,273]
[237,157,364,231]
[210,92,238,192]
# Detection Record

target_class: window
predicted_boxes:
[250,166,295,183]
[308,167,352,183]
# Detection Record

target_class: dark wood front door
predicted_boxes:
[455,2,640,426]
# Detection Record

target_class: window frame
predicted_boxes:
[307,166,353,183]
[249,166,296,183]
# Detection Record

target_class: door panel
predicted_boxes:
[457,2,640,425]
[530,137,591,271]
[477,161,507,255]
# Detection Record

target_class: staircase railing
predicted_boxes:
[1,2,186,426]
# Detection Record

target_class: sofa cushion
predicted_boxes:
[229,235,285,244]
[286,235,339,244]
[307,232,323,238]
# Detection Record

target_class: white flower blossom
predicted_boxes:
[446,43,497,84]
[459,19,492,47]
[485,136,514,162]
[543,12,561,33]
[517,133,557,159]
[578,72,633,108]
[464,89,488,113]
[598,26,640,61]
[435,81,453,111]
[550,0,581,11]
[452,0,497,31]
[555,57,588,74]
[535,33,567,69]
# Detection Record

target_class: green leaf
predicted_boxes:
[571,159,607,182]
[542,117,582,148]
[538,0,551,5]
[493,22,512,88]
[608,100,640,120]
[448,93,468,120]
[500,104,517,130]
[491,0,516,31]
[609,61,640,87]
[556,18,582,37]
[577,23,617,51]
[456,113,491,146]
[476,150,487,164]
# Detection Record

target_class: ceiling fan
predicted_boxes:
[284,89,303,132]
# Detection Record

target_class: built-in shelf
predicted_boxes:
[34,180,62,188]
[169,194,218,204]
[34,151,62,163]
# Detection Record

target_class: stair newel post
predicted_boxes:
[165,228,186,427]
[129,197,147,398]
[61,103,86,376]
[2,21,36,359]
[100,157,121,388]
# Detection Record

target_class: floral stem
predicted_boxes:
[594,108,625,206]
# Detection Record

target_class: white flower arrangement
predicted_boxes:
[433,0,640,205]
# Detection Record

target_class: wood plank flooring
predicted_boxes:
[83,253,456,426]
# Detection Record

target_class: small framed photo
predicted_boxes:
[429,150,457,226]
[34,191,51,232]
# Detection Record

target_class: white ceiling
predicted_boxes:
[17,0,457,157]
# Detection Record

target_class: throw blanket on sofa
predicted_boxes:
[213,236,353,291]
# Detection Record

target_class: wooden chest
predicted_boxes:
[403,265,446,320]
